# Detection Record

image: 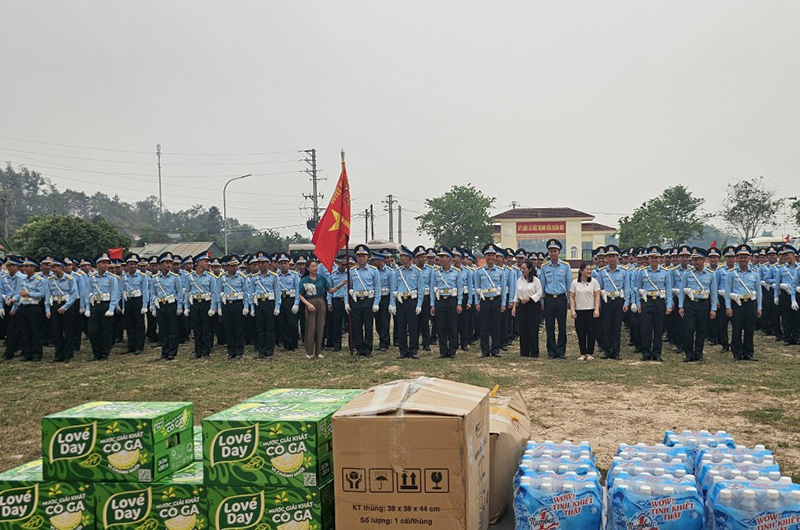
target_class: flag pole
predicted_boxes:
[342,149,355,356]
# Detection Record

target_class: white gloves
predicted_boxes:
[718,290,725,297]
[781,283,791,294]
[601,290,608,303]
[104,310,114,317]
[176,306,181,315]
[631,304,638,312]
[774,297,780,306]
[85,309,91,318]
[389,306,397,316]
[372,305,379,313]
[273,308,280,317]
[208,309,216,317]
[218,306,223,316]
[792,300,799,312]
[345,305,351,314]
[291,304,299,315]
[253,298,259,307]
[684,288,695,302]
[0,307,4,318]
[184,309,190,317]
[760,281,767,289]
[415,307,422,315]
[243,308,249,316]
[154,299,161,309]
[140,307,147,315]
[151,308,157,317]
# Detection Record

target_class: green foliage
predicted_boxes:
[792,198,800,231]
[12,215,132,258]
[618,185,708,248]
[719,177,782,243]
[415,184,495,249]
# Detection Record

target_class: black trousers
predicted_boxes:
[88,302,113,360]
[253,300,276,357]
[458,293,471,349]
[602,298,625,358]
[596,298,607,352]
[575,309,597,356]
[517,301,540,357]
[3,302,20,358]
[72,301,83,351]
[18,303,45,361]
[396,298,419,358]
[146,310,159,342]
[180,313,191,344]
[215,313,226,346]
[479,296,502,356]
[683,299,710,361]
[190,300,214,357]
[731,300,757,360]
[222,300,245,358]
[543,294,567,358]
[374,295,391,349]
[435,297,459,358]
[630,309,640,350]
[156,302,180,359]
[418,295,432,349]
[779,292,799,345]
[51,303,76,361]
[470,304,480,342]
[277,296,298,350]
[326,298,345,349]
[113,311,124,344]
[771,291,783,340]
[716,295,730,348]
[760,287,773,333]
[500,304,511,347]
[123,296,146,353]
[640,297,666,360]
[351,297,374,356]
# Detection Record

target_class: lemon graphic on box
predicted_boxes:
[164,514,196,530]
[108,449,140,470]
[270,452,304,474]
[50,511,83,530]
[277,521,309,530]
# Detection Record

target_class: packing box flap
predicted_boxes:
[488,389,531,524]
[334,377,489,418]
[489,390,530,432]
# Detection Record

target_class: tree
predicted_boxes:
[618,185,708,248]
[415,184,495,249]
[11,215,132,258]
[719,177,782,243]
[792,198,800,232]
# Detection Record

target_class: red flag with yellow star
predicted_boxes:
[312,156,351,271]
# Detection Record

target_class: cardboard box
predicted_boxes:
[43,402,194,483]
[203,402,340,488]
[332,377,491,530]
[193,426,202,462]
[242,388,364,405]
[488,389,531,524]
[0,459,94,530]
[205,480,334,530]
[94,461,205,530]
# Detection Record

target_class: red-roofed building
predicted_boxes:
[492,208,617,265]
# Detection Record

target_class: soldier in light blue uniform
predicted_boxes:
[677,247,718,362]
[634,246,673,362]
[326,255,349,351]
[774,244,799,347]
[430,247,463,358]
[372,250,393,351]
[596,244,629,360]
[347,244,381,357]
[500,248,518,350]
[715,246,737,352]
[539,239,572,359]
[414,245,434,351]
[84,253,120,361]
[390,245,424,359]
[1,256,23,359]
[219,254,250,359]
[668,245,692,354]
[759,246,778,337]
[10,257,47,361]
[44,258,79,362]
[725,244,762,361]
[475,244,507,358]
[250,251,280,359]
[275,253,300,351]
[120,253,149,355]
[185,251,219,359]
[453,247,473,351]
[149,252,182,361]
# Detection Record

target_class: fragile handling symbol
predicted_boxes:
[342,468,366,492]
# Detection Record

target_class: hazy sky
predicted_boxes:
[3,1,799,243]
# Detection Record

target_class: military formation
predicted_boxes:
[1,240,797,363]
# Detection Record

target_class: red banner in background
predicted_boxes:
[516,221,566,234]
[109,248,123,259]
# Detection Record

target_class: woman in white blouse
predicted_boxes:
[569,262,601,360]
[512,260,543,357]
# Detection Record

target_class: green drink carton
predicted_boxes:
[0,459,94,530]
[193,428,202,463]
[242,389,363,405]
[206,479,334,530]
[203,402,340,488]
[42,402,194,483]
[94,462,205,530]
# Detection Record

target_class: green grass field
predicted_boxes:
[2,324,800,480]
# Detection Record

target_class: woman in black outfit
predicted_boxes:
[512,260,543,357]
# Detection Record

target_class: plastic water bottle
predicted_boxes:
[740,489,759,511]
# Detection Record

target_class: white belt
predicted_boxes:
[380,287,389,296]
[396,290,417,301]
[20,297,42,305]
[281,289,296,298]
[435,288,458,299]
[225,293,243,301]
[351,290,374,299]
[423,287,430,296]
[51,295,67,303]
[126,289,142,298]
[462,286,469,294]
[190,293,212,302]
[606,290,624,299]
[256,293,275,301]
[91,293,111,303]
[644,290,665,299]
[157,295,177,304]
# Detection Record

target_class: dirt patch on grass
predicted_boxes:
[521,382,800,476]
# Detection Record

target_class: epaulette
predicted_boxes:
[413,265,421,271]
[65,274,74,280]
[170,271,179,277]
[109,272,119,279]
[368,264,377,269]
[269,271,278,277]
[560,260,569,266]
[511,265,519,270]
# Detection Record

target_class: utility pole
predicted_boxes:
[383,194,395,242]
[398,205,402,244]
[302,149,324,233]
[364,209,369,241]
[511,201,518,209]
[156,144,163,218]
[370,205,375,241]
